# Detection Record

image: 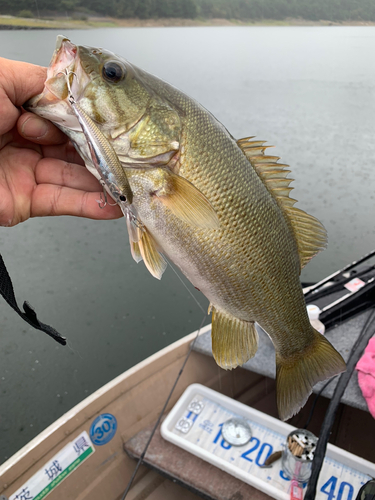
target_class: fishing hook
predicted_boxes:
[127,208,145,232]
[95,180,107,209]
[96,186,118,209]
[96,191,107,209]
[98,183,121,208]
[106,191,119,207]
[96,181,109,209]
[56,69,77,104]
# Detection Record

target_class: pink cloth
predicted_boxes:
[356,337,375,418]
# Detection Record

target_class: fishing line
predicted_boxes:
[66,338,83,358]
[167,260,207,315]
[121,313,207,500]
[121,261,209,499]
[303,376,337,430]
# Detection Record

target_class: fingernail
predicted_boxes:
[21,116,49,139]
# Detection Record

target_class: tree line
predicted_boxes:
[3,0,375,22]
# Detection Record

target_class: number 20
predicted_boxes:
[241,438,273,466]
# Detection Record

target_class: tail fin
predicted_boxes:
[276,329,346,421]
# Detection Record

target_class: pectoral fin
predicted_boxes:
[138,229,167,280]
[211,306,258,369]
[156,170,220,230]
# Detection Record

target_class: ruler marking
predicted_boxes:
[172,393,370,498]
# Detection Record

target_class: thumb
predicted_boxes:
[0,58,47,106]
[0,58,47,136]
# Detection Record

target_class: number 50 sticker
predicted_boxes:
[90,413,117,445]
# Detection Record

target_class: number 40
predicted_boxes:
[321,476,354,500]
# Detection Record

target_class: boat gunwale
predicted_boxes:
[0,326,211,489]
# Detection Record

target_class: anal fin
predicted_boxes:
[211,306,258,370]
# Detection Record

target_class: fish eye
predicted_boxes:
[119,195,126,202]
[102,61,126,83]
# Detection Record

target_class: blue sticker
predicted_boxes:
[90,413,117,446]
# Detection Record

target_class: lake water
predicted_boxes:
[1,26,375,463]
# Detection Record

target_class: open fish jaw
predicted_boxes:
[26,37,89,131]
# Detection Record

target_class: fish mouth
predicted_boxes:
[26,36,76,106]
[47,35,78,81]
[25,36,88,127]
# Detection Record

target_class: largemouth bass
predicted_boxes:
[27,36,345,420]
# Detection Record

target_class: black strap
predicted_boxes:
[0,253,66,345]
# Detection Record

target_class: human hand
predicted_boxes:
[0,57,122,227]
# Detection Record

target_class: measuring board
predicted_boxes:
[161,384,375,500]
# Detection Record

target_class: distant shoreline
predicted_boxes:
[1,15,375,30]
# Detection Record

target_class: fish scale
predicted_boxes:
[27,36,346,421]
[131,104,304,328]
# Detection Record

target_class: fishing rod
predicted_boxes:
[304,264,375,302]
[305,307,375,500]
[304,249,375,330]
[304,249,375,298]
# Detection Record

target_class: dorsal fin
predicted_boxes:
[237,137,327,269]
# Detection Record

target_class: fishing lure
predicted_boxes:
[64,70,143,243]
